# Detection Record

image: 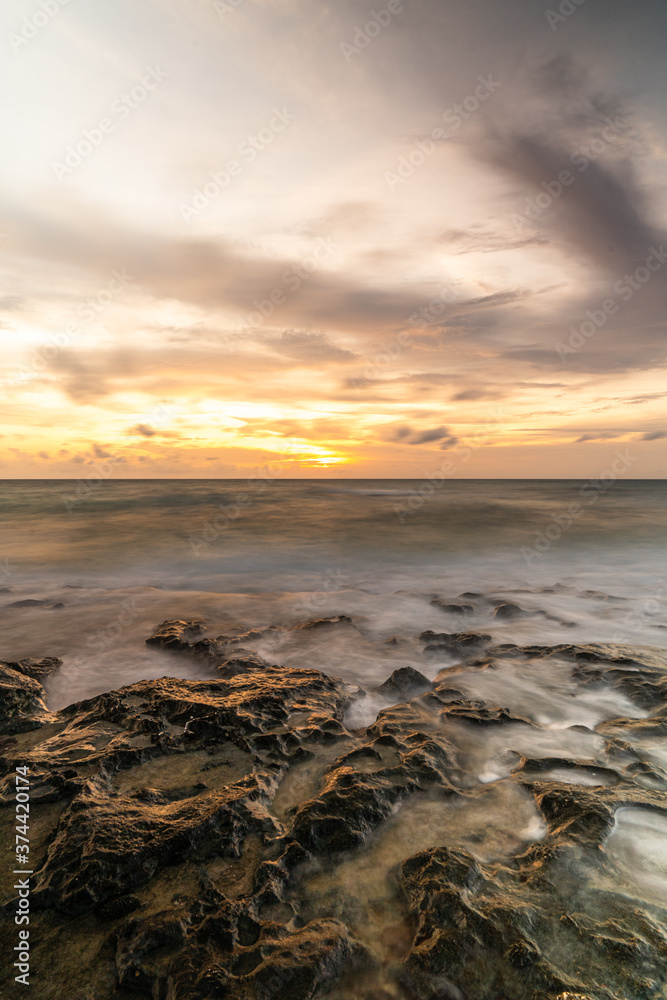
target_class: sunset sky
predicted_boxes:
[2,0,667,478]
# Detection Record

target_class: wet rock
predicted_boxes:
[431,599,475,614]
[145,618,208,650]
[377,666,433,700]
[240,918,370,999]
[2,656,63,681]
[493,602,526,620]
[572,659,667,710]
[0,663,53,733]
[399,843,667,1000]
[420,631,492,657]
[291,729,457,854]
[2,627,667,999]
[216,651,273,678]
[439,699,534,727]
[291,615,354,631]
[33,769,282,914]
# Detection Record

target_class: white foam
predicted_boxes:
[605,807,667,908]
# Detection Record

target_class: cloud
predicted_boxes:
[386,425,457,446]
[451,387,505,401]
[410,426,452,445]
[266,330,357,363]
[131,424,156,437]
[642,430,666,441]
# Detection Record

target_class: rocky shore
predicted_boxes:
[1,616,667,999]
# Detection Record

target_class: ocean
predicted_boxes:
[1,479,666,713]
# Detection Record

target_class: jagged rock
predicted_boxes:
[291,615,354,631]
[420,631,493,657]
[145,618,238,664]
[2,656,63,680]
[291,730,457,854]
[1,628,667,999]
[145,618,207,649]
[400,844,667,1000]
[439,698,534,727]
[377,666,433,700]
[216,651,273,678]
[0,663,52,733]
[33,770,281,914]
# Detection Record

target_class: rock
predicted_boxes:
[33,771,281,914]
[145,618,207,649]
[377,666,433,700]
[216,651,273,678]
[146,619,235,664]
[493,602,526,619]
[431,599,476,614]
[292,728,457,854]
[2,656,63,681]
[2,627,667,999]
[291,615,354,631]
[0,663,53,733]
[420,631,492,657]
[399,843,667,1000]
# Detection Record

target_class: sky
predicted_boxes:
[2,0,667,478]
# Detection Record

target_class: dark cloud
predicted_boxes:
[642,430,666,441]
[452,387,505,401]
[386,425,456,446]
[410,426,452,445]
[439,436,460,450]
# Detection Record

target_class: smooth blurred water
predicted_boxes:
[0,479,666,708]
